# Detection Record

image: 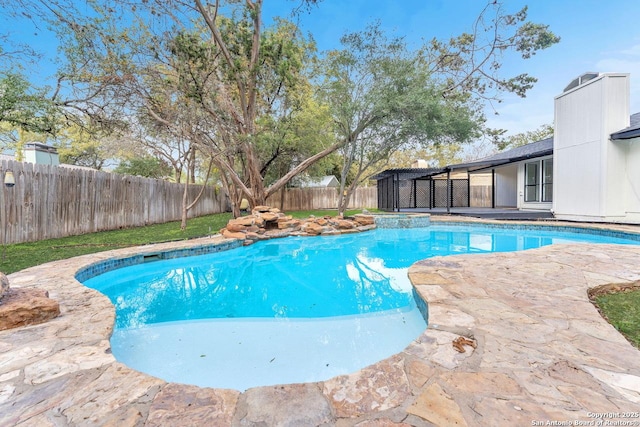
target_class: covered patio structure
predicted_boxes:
[375,138,555,220]
[374,168,470,213]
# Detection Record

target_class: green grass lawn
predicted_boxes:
[0,209,371,274]
[593,288,640,349]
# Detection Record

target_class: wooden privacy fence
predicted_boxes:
[266,187,378,212]
[470,185,492,207]
[0,159,229,244]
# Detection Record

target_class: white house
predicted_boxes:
[295,175,340,188]
[376,72,640,225]
[1,142,61,166]
[22,142,60,166]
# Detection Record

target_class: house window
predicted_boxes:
[525,162,539,202]
[542,159,553,202]
[524,159,553,203]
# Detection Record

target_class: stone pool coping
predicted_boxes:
[1,217,640,425]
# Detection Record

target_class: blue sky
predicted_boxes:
[5,0,640,138]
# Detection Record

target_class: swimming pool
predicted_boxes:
[82,224,640,391]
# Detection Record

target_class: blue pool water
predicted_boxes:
[83,224,639,391]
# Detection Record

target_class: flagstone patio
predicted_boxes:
[1,218,640,426]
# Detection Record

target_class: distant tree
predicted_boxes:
[114,156,172,179]
[388,145,466,169]
[0,72,58,145]
[54,122,116,169]
[461,139,497,162]
[490,123,554,151]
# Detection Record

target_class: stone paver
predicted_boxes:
[1,219,640,426]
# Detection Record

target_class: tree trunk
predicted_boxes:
[189,147,196,183]
[244,142,267,206]
[338,181,358,217]
[338,194,346,217]
[181,159,214,229]
[218,167,244,218]
[279,184,286,211]
[337,142,355,217]
[180,179,189,230]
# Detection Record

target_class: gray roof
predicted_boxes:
[376,110,640,180]
[374,139,553,180]
[611,112,640,140]
[373,167,445,180]
[448,137,554,171]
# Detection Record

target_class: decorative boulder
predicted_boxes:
[353,214,375,226]
[252,206,273,214]
[261,212,280,222]
[315,218,329,226]
[277,219,301,230]
[226,221,250,232]
[335,220,355,230]
[0,288,60,331]
[232,216,256,227]
[302,222,325,236]
[221,229,247,240]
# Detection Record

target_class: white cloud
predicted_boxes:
[619,44,640,56]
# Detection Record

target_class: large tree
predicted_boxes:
[319,23,482,214]
[320,3,559,214]
[164,4,338,215]
[17,0,332,216]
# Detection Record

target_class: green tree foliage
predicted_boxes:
[30,0,328,216]
[388,146,465,169]
[255,84,335,187]
[0,72,58,146]
[179,5,337,214]
[319,23,480,214]
[131,5,325,219]
[114,156,172,179]
[0,5,127,155]
[55,123,113,169]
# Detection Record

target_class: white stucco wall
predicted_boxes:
[553,73,633,222]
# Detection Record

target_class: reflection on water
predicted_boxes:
[83,225,635,329]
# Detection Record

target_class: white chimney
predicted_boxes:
[553,72,630,222]
[411,159,430,168]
